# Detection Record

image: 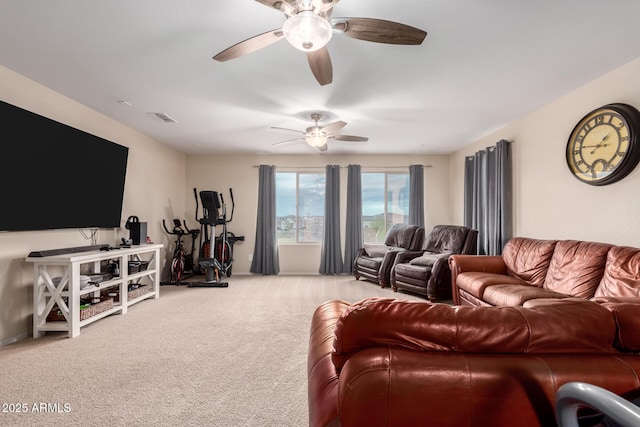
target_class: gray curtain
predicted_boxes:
[250,165,279,274]
[342,164,362,273]
[464,139,512,255]
[319,165,343,274]
[408,164,425,227]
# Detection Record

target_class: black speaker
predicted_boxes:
[125,216,147,245]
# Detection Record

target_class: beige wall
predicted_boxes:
[0,66,187,345]
[186,154,450,274]
[7,54,640,345]
[450,56,640,247]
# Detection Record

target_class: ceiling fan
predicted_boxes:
[212,0,427,86]
[272,113,368,152]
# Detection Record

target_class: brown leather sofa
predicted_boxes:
[352,224,424,288]
[308,297,640,427]
[449,237,640,306]
[390,225,477,301]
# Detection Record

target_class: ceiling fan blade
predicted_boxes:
[332,18,427,45]
[332,135,369,142]
[213,29,284,62]
[255,0,295,15]
[255,0,279,8]
[313,0,337,14]
[272,137,305,146]
[307,47,333,86]
[270,126,306,135]
[321,120,347,134]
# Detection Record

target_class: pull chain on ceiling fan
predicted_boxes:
[213,0,427,85]
[271,113,368,152]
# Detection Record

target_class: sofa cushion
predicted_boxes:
[456,271,529,299]
[364,244,388,258]
[331,297,617,371]
[599,302,640,353]
[394,262,432,279]
[502,238,557,285]
[544,240,612,298]
[483,284,570,306]
[522,297,586,308]
[409,252,449,267]
[355,256,383,270]
[595,246,640,298]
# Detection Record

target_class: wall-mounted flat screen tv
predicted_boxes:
[0,99,129,232]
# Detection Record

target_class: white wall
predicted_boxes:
[450,56,640,247]
[186,154,451,274]
[0,66,187,345]
[11,55,640,345]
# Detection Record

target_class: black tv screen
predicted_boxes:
[0,100,129,232]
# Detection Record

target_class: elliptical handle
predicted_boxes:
[228,188,235,223]
[193,188,199,222]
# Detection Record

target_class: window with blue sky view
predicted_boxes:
[362,173,409,242]
[276,171,408,244]
[276,172,325,243]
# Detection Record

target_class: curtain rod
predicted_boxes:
[252,165,432,169]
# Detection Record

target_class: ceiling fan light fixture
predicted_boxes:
[306,134,328,147]
[282,10,333,52]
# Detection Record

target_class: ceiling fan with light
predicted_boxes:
[212,0,427,86]
[272,113,368,152]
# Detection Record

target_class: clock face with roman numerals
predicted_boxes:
[566,103,640,185]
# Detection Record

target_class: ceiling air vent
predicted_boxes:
[147,112,178,123]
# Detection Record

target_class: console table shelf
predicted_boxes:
[27,243,163,338]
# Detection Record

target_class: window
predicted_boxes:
[362,172,409,243]
[276,172,325,243]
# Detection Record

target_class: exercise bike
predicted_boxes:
[189,188,243,287]
[161,219,200,285]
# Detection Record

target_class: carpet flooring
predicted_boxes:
[0,275,425,427]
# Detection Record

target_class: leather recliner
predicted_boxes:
[390,224,477,301]
[352,224,424,288]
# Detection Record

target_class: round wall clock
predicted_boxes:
[566,103,640,185]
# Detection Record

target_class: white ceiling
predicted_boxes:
[1,0,640,155]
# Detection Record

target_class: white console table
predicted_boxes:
[27,243,163,338]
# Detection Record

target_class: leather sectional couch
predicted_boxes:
[449,237,640,306]
[308,297,640,426]
[308,236,640,426]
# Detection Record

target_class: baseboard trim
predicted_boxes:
[217,272,352,277]
[1,332,29,348]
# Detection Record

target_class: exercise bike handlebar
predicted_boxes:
[162,219,187,237]
[182,220,200,237]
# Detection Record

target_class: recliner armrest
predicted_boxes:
[426,254,457,301]
[378,250,407,287]
[394,250,425,264]
[448,254,507,274]
[449,254,507,304]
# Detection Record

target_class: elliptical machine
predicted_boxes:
[213,189,244,278]
[189,188,243,287]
